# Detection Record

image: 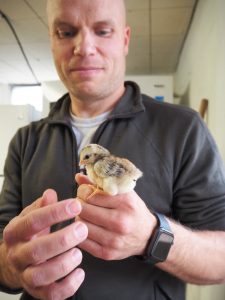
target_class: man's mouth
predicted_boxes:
[70,66,104,73]
[73,66,102,71]
[69,66,104,79]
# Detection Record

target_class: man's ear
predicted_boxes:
[124,26,131,56]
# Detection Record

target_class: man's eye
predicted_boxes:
[56,29,75,39]
[96,29,112,37]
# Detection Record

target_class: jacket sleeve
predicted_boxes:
[173,113,225,230]
[0,129,23,241]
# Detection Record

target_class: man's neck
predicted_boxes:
[70,85,125,118]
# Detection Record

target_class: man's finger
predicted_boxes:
[77,184,135,209]
[10,221,88,270]
[75,173,92,185]
[77,185,95,201]
[20,189,58,217]
[23,248,82,287]
[24,267,85,300]
[41,189,58,206]
[79,201,116,229]
[42,268,85,300]
[4,199,82,245]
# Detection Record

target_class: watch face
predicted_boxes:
[152,231,174,260]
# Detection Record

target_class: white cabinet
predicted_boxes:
[0,105,39,177]
[0,293,21,300]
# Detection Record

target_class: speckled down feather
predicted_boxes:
[79,144,143,195]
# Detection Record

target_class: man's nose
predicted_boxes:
[73,31,96,56]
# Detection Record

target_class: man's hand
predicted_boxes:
[1,189,88,300]
[75,173,156,260]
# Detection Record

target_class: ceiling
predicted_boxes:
[0,0,198,84]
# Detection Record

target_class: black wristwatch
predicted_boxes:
[143,213,174,264]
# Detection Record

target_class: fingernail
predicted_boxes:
[72,248,82,262]
[76,268,85,281]
[67,200,81,216]
[75,222,88,239]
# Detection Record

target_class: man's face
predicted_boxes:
[47,0,130,102]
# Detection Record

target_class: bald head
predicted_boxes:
[47,0,127,28]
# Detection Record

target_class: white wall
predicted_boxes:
[41,80,67,118]
[174,0,225,162]
[126,75,173,103]
[0,177,3,191]
[174,1,225,298]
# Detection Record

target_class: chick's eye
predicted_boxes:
[84,154,90,160]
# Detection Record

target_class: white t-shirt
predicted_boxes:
[70,110,110,154]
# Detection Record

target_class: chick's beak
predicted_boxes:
[79,160,84,166]
[79,159,87,175]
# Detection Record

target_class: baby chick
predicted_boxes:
[79,144,143,196]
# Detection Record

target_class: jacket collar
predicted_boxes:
[48,93,71,124]
[108,81,145,120]
[47,81,145,124]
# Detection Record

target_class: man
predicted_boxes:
[0,0,225,299]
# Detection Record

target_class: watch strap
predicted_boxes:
[155,213,171,232]
[143,212,174,264]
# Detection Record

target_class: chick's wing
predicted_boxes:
[93,156,126,178]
